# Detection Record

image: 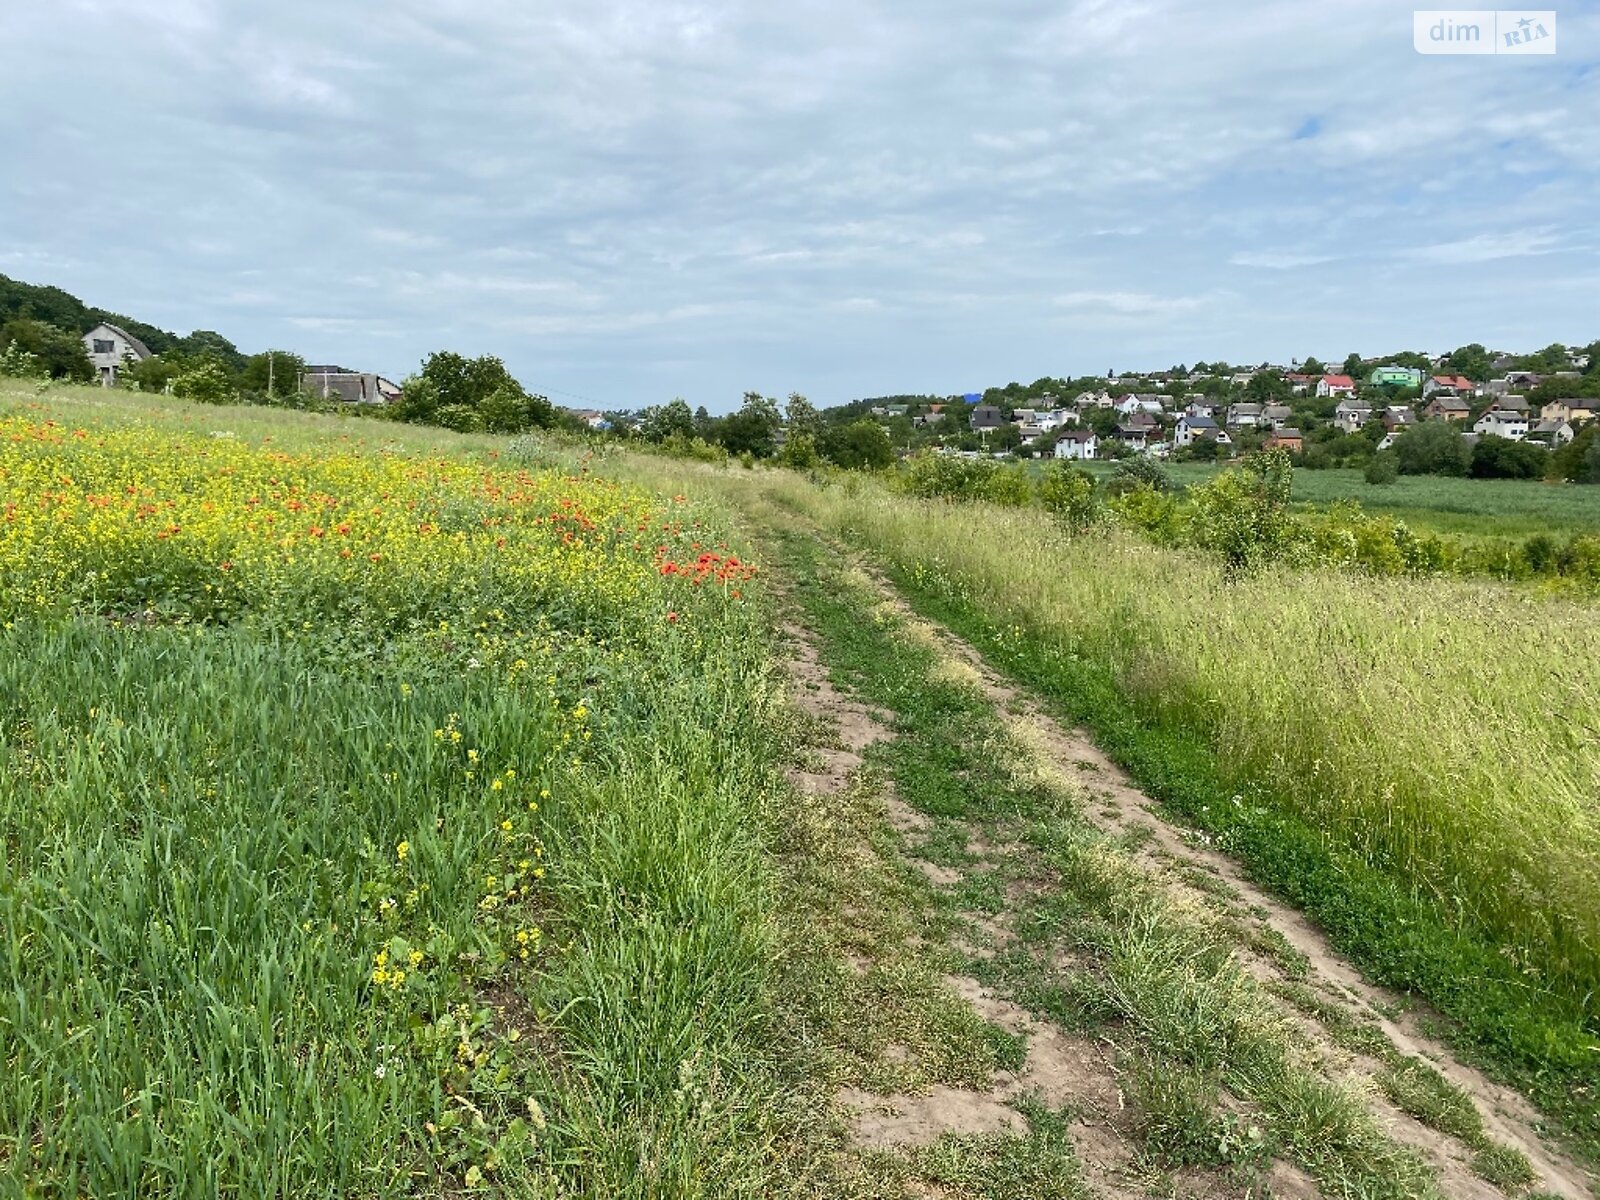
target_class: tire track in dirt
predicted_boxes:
[777,608,1315,1197]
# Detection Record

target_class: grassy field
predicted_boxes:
[0,385,800,1196]
[6,382,1597,1192]
[1077,460,1600,539]
[723,466,1600,1156]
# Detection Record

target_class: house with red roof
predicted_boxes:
[1316,374,1357,398]
[1424,374,1477,399]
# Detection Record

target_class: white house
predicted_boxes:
[1174,414,1231,448]
[1316,374,1358,399]
[1474,410,1529,441]
[82,322,152,386]
[1528,419,1575,447]
[1227,402,1263,428]
[1334,399,1373,433]
[1054,430,1098,460]
[1261,404,1294,430]
[1116,424,1152,452]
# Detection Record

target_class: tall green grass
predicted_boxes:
[656,464,1600,1149]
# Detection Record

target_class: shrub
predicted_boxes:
[171,359,238,405]
[659,433,729,463]
[1036,463,1100,531]
[894,453,1000,501]
[0,342,45,379]
[1187,450,1298,573]
[1109,456,1176,494]
[1557,534,1600,584]
[1522,534,1560,575]
[1364,452,1399,485]
[1110,485,1183,544]
[978,463,1035,508]
[432,403,484,433]
[777,432,821,470]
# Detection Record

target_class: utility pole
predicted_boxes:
[267,351,275,400]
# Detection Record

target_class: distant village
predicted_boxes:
[66,316,1599,476]
[853,352,1594,467]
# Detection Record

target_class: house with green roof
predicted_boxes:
[1369,365,1423,389]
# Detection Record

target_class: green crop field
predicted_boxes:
[1075,460,1600,539]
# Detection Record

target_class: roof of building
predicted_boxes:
[1183,414,1219,429]
[301,371,392,404]
[88,322,152,360]
[1322,374,1356,388]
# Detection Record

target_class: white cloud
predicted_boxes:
[1408,230,1562,264]
[1054,291,1209,317]
[0,0,1593,407]
[1230,252,1337,270]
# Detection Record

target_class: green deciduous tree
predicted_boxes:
[395,352,552,433]
[785,392,823,441]
[174,330,246,372]
[1549,425,1600,484]
[718,393,783,458]
[1516,343,1571,373]
[240,350,307,402]
[1394,420,1470,477]
[1470,435,1548,480]
[1444,343,1493,381]
[0,318,93,381]
[122,352,187,393]
[1245,369,1291,403]
[820,419,894,470]
[1036,463,1100,531]
[642,398,695,442]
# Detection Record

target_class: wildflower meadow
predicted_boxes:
[0,411,789,1196]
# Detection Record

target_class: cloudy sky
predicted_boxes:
[2,2,1596,410]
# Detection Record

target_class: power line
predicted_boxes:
[524,380,611,409]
